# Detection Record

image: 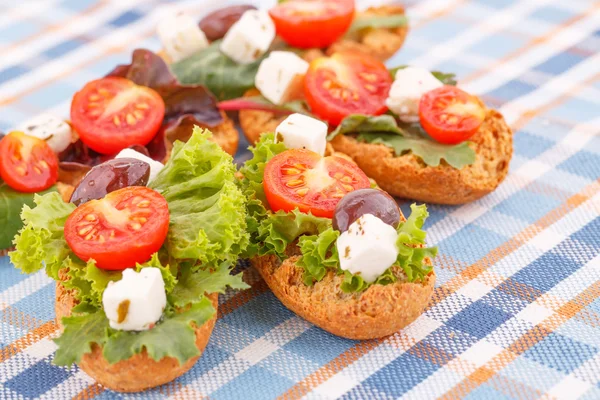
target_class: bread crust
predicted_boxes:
[198,111,239,157]
[55,283,218,393]
[251,246,435,340]
[327,5,409,61]
[330,108,513,204]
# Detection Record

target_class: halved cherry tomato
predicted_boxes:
[419,86,486,144]
[70,77,165,155]
[304,52,392,126]
[269,0,355,49]
[0,131,58,193]
[64,186,169,270]
[263,149,370,218]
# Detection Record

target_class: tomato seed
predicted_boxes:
[84,231,96,241]
[38,160,48,169]
[78,226,93,236]
[296,188,309,196]
[134,110,144,120]
[130,222,142,230]
[98,235,105,243]
[332,192,345,198]
[365,84,376,93]
[126,113,136,125]
[359,72,377,83]
[285,179,304,188]
[283,168,301,175]
[87,103,99,108]
[133,217,147,223]
[85,214,96,221]
[89,94,100,101]
[113,115,121,126]
[341,176,352,183]
[137,200,150,208]
[334,172,343,179]
[342,184,354,192]
[136,103,149,109]
[16,166,26,176]
[33,167,42,174]
[98,88,110,96]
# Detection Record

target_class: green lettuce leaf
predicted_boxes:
[297,227,339,286]
[53,310,109,366]
[150,127,249,265]
[218,95,313,117]
[328,114,402,140]
[347,14,408,34]
[102,298,215,364]
[257,210,332,258]
[395,204,437,282]
[9,192,75,278]
[0,182,57,250]
[388,65,457,86]
[358,132,476,169]
[171,41,266,100]
[237,133,287,257]
[170,261,248,308]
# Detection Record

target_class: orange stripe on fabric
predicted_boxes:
[71,383,103,400]
[439,281,600,400]
[282,179,600,398]
[461,2,600,85]
[0,321,57,362]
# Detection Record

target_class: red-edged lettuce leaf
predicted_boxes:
[106,49,176,88]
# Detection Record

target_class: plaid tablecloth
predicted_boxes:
[0,0,599,398]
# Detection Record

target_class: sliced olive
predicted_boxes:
[333,189,401,232]
[70,158,150,206]
[199,5,257,41]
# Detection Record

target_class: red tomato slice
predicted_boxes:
[269,0,355,49]
[64,186,169,270]
[263,149,370,218]
[70,77,165,155]
[304,52,392,126]
[0,131,58,193]
[419,86,486,144]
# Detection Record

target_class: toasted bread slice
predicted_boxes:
[327,5,409,61]
[239,89,288,145]
[330,108,513,204]
[55,282,218,392]
[251,244,435,340]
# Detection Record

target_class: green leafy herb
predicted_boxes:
[53,311,109,366]
[358,132,476,169]
[388,65,457,86]
[0,182,56,250]
[347,14,408,34]
[395,204,437,282]
[170,261,248,308]
[101,298,215,365]
[328,114,402,140]
[171,41,265,100]
[297,228,339,286]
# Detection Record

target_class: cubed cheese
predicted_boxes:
[18,113,72,153]
[116,148,164,184]
[102,268,167,331]
[385,67,443,123]
[275,113,327,156]
[255,51,309,105]
[336,214,399,283]
[220,10,275,65]
[157,13,209,62]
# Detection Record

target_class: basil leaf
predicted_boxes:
[328,114,402,140]
[0,182,55,250]
[348,14,408,34]
[388,65,457,86]
[171,41,266,101]
[358,132,476,169]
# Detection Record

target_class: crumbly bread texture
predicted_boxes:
[251,244,435,340]
[55,283,218,393]
[327,5,409,61]
[239,88,288,145]
[330,108,513,204]
[198,111,239,156]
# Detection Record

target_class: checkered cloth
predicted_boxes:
[1,0,599,398]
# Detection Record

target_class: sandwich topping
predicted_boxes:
[239,114,437,292]
[10,129,250,366]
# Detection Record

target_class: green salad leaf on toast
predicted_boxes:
[347,14,408,35]
[238,133,437,293]
[328,114,476,169]
[10,128,249,366]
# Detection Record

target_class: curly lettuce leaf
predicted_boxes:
[170,261,248,308]
[396,204,437,282]
[101,298,215,364]
[150,127,249,265]
[238,133,287,257]
[53,310,109,366]
[297,228,339,286]
[10,193,75,278]
[296,204,438,293]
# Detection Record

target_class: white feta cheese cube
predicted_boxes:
[255,51,309,105]
[385,67,443,123]
[18,113,72,153]
[336,214,399,283]
[220,10,275,65]
[157,13,209,62]
[275,113,327,156]
[102,268,167,331]
[116,148,164,184]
